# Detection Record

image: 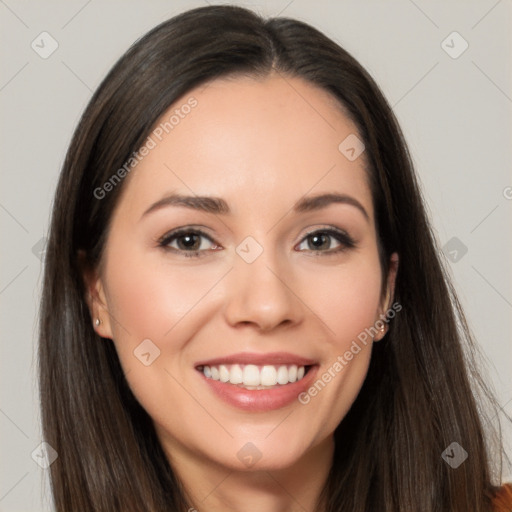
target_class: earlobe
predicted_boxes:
[78,250,114,339]
[374,252,399,342]
[88,279,114,339]
[89,279,114,339]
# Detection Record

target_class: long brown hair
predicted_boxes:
[39,5,507,511]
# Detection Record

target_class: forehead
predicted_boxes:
[114,72,372,220]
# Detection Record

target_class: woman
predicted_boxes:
[38,5,511,511]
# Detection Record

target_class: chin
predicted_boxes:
[207,434,319,473]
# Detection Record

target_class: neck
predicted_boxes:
[166,436,334,512]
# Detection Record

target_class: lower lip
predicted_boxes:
[197,366,319,412]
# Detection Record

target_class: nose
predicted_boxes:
[222,246,304,332]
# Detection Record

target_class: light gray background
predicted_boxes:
[1,1,511,510]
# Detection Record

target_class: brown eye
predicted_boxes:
[159,229,220,257]
[175,233,202,251]
[296,228,356,254]
[306,232,333,250]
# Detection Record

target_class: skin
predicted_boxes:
[85,72,398,512]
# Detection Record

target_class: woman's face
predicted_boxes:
[88,73,397,473]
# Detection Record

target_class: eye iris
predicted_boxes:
[178,234,200,250]
[308,233,330,250]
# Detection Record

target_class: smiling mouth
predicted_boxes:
[196,363,313,390]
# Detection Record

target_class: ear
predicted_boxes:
[374,252,399,341]
[78,250,113,339]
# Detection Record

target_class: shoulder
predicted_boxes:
[492,483,512,512]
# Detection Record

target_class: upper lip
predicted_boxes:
[195,352,317,368]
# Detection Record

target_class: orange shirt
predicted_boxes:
[492,483,512,511]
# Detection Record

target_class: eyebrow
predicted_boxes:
[141,192,369,221]
[294,193,369,221]
[142,194,230,217]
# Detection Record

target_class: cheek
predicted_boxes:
[294,260,382,437]
[100,251,216,422]
[103,249,221,344]
[302,256,383,347]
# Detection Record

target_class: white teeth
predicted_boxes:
[219,365,230,383]
[276,365,288,385]
[201,363,308,387]
[260,365,277,386]
[243,365,260,386]
[229,364,243,384]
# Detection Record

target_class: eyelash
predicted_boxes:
[157,228,219,258]
[157,227,356,258]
